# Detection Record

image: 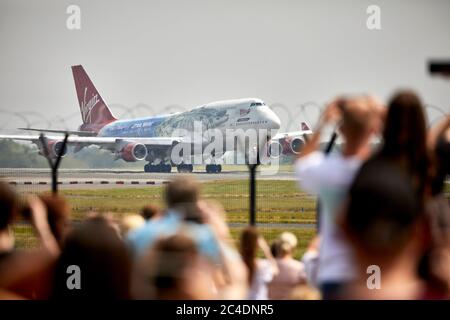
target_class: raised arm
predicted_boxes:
[258,235,279,276]
[428,115,450,149]
[298,99,343,159]
[27,196,60,257]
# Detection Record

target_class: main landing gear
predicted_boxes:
[177,164,193,173]
[144,163,172,173]
[144,163,221,174]
[205,164,222,173]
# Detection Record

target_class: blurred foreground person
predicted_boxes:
[424,115,450,296]
[51,216,131,300]
[376,90,431,204]
[268,232,306,299]
[362,91,448,296]
[295,95,382,299]
[0,183,60,299]
[20,193,72,299]
[341,161,445,299]
[428,116,450,197]
[240,227,278,300]
[301,235,320,288]
[128,176,221,263]
[427,115,450,242]
[196,200,248,299]
[130,177,248,299]
[134,233,215,299]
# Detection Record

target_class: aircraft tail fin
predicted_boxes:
[71,65,117,130]
[301,122,311,131]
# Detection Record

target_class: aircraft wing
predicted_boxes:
[0,134,183,147]
[18,128,97,136]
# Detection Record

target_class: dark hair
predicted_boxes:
[140,204,161,220]
[270,240,282,258]
[0,182,18,230]
[51,216,131,300]
[164,177,200,208]
[344,159,421,259]
[380,90,430,199]
[240,226,259,284]
[39,194,71,247]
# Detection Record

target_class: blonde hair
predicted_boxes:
[278,232,298,256]
[339,95,382,141]
[280,232,297,248]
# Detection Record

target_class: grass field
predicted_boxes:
[61,180,317,223]
[13,179,317,258]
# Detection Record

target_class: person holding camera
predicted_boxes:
[294,95,383,300]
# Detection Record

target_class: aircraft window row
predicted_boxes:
[236,120,268,125]
[250,102,265,107]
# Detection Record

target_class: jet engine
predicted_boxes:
[268,136,305,157]
[41,140,68,158]
[290,137,305,154]
[120,143,148,162]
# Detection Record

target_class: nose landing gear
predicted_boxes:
[144,163,221,174]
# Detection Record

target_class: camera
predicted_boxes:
[428,60,450,76]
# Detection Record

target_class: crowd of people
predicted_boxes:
[0,89,449,300]
[296,91,449,299]
[0,175,311,300]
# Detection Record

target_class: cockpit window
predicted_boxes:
[250,102,265,107]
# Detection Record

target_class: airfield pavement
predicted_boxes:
[0,167,297,191]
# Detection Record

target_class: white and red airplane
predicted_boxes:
[0,66,311,173]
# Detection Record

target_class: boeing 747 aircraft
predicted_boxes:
[0,66,311,173]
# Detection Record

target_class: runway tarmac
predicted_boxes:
[0,167,297,191]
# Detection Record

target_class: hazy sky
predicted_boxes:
[0,0,449,132]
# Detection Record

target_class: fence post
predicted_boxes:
[249,163,257,226]
[38,133,69,194]
[248,144,262,226]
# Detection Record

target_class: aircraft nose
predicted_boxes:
[266,108,281,130]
